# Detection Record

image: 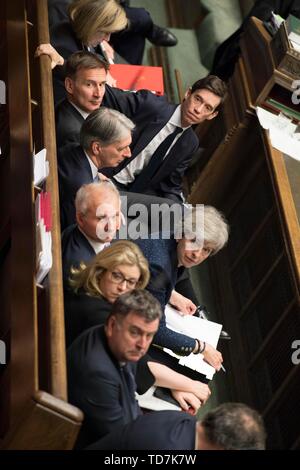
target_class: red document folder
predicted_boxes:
[109,64,164,95]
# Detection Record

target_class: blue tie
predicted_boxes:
[120,364,140,420]
[130,126,183,193]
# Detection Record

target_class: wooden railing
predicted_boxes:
[0,0,83,449]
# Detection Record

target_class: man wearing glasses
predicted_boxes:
[111,75,227,202]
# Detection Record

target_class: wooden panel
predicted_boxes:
[6,0,37,426]
[3,391,83,450]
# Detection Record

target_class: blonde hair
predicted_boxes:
[69,0,128,45]
[70,240,150,297]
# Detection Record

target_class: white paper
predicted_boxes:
[256,107,300,161]
[34,148,49,186]
[163,304,222,380]
[136,386,181,411]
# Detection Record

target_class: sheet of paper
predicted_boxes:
[136,386,181,411]
[34,148,49,186]
[163,304,222,380]
[256,107,300,161]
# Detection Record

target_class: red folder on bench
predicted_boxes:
[109,64,164,95]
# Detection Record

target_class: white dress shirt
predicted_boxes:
[114,105,190,185]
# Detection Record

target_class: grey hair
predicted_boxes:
[110,289,162,323]
[176,205,229,254]
[80,107,135,151]
[75,181,120,216]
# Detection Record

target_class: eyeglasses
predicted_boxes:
[110,271,138,288]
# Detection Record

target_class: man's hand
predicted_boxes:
[202,343,223,371]
[171,390,201,415]
[169,290,197,316]
[35,43,64,69]
[191,381,211,404]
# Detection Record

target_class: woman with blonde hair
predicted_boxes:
[36,0,127,101]
[64,240,149,346]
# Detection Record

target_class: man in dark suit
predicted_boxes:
[86,402,266,450]
[109,74,227,202]
[62,181,122,283]
[67,289,211,448]
[53,51,227,201]
[58,106,133,229]
[135,205,229,373]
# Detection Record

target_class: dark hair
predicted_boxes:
[65,51,109,79]
[201,402,266,450]
[190,75,227,109]
[110,289,162,323]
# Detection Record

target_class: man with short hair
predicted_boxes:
[86,402,266,450]
[55,51,109,149]
[53,50,227,201]
[58,106,133,229]
[67,289,211,448]
[61,181,121,283]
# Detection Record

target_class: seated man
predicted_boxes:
[67,289,211,448]
[136,205,229,375]
[58,106,133,229]
[86,402,266,450]
[61,181,121,283]
[36,47,227,202]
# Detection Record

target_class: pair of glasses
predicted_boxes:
[110,271,138,288]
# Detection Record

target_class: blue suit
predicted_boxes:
[136,237,197,355]
[86,410,196,450]
[106,90,199,202]
[56,86,199,201]
[57,143,93,230]
[61,224,95,284]
[67,325,154,448]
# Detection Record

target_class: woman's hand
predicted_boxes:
[169,290,197,316]
[171,390,201,415]
[35,43,64,69]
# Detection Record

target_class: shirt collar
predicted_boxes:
[169,104,191,130]
[69,100,90,120]
[84,150,99,180]
[78,226,111,254]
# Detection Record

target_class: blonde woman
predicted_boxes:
[36,0,127,100]
[64,240,149,346]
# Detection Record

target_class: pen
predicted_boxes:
[221,364,226,373]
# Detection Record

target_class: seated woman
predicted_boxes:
[65,240,211,415]
[64,240,149,347]
[36,0,128,102]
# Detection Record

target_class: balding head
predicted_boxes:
[75,181,121,242]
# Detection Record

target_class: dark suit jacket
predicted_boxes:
[64,289,112,347]
[67,325,154,447]
[58,143,94,230]
[105,89,199,201]
[56,87,199,200]
[86,410,196,450]
[55,99,85,150]
[61,224,96,284]
[54,84,131,150]
[136,236,196,355]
